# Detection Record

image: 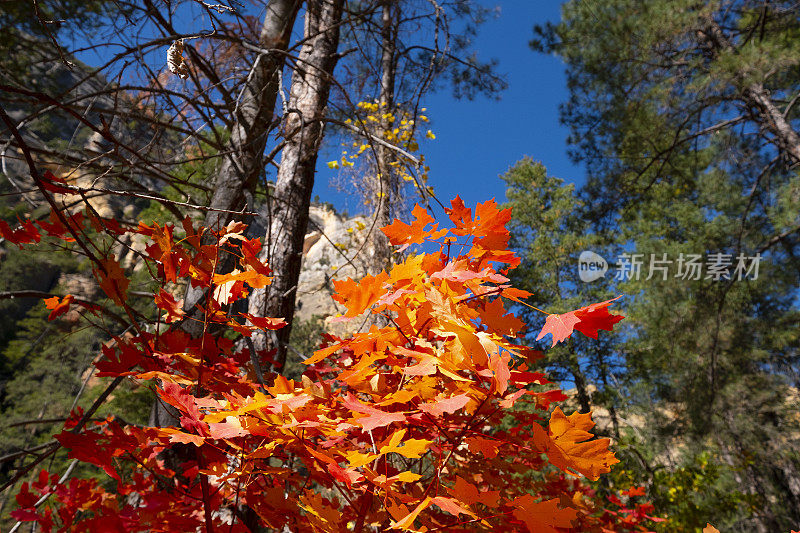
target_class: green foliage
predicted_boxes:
[523,1,800,529]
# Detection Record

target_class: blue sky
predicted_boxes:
[71,1,577,217]
[317,1,581,214]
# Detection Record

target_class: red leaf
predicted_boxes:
[572,297,625,339]
[536,311,581,347]
[536,297,624,346]
[341,393,406,432]
[0,219,41,247]
[40,170,73,194]
[44,294,74,321]
[622,486,646,497]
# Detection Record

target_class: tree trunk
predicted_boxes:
[183,0,301,313]
[247,0,345,368]
[153,0,300,426]
[371,0,400,273]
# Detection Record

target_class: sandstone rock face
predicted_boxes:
[295,205,375,327]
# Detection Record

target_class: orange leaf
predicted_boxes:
[418,393,470,417]
[332,271,389,318]
[510,495,578,533]
[534,407,619,480]
[382,204,447,251]
[154,289,184,323]
[431,496,475,518]
[213,269,272,289]
[44,294,73,321]
[703,525,720,533]
[389,496,431,530]
[465,436,501,459]
[94,256,128,306]
[448,475,500,508]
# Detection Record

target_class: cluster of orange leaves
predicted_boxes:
[6,194,665,532]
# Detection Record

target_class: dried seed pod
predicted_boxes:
[166,40,189,79]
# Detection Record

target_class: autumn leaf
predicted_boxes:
[572,297,625,339]
[431,496,476,518]
[213,269,272,289]
[465,436,501,459]
[448,475,500,508]
[533,407,619,480]
[40,170,73,194]
[418,393,470,417]
[622,486,646,497]
[0,219,41,247]
[382,204,447,251]
[379,429,432,459]
[342,393,406,432]
[241,313,287,330]
[703,525,720,533]
[154,289,184,323]
[94,256,129,306]
[44,294,74,321]
[535,311,581,347]
[536,296,624,346]
[389,496,431,530]
[510,495,578,533]
[332,271,389,317]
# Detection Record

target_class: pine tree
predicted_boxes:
[528,2,800,530]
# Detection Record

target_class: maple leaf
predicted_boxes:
[479,297,525,337]
[94,256,129,306]
[0,219,41,247]
[150,223,178,282]
[342,393,406,432]
[240,312,287,330]
[44,294,74,321]
[213,269,272,289]
[448,475,500,508]
[465,436,501,459]
[536,297,624,346]
[382,204,447,251]
[535,312,581,347]
[703,525,720,533]
[418,393,470,417]
[572,297,625,338]
[54,431,122,481]
[488,350,511,394]
[431,496,476,518]
[379,429,432,459]
[40,170,73,194]
[533,407,619,480]
[389,496,431,530]
[154,289,184,323]
[622,486,646,497]
[332,271,389,317]
[510,495,578,533]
